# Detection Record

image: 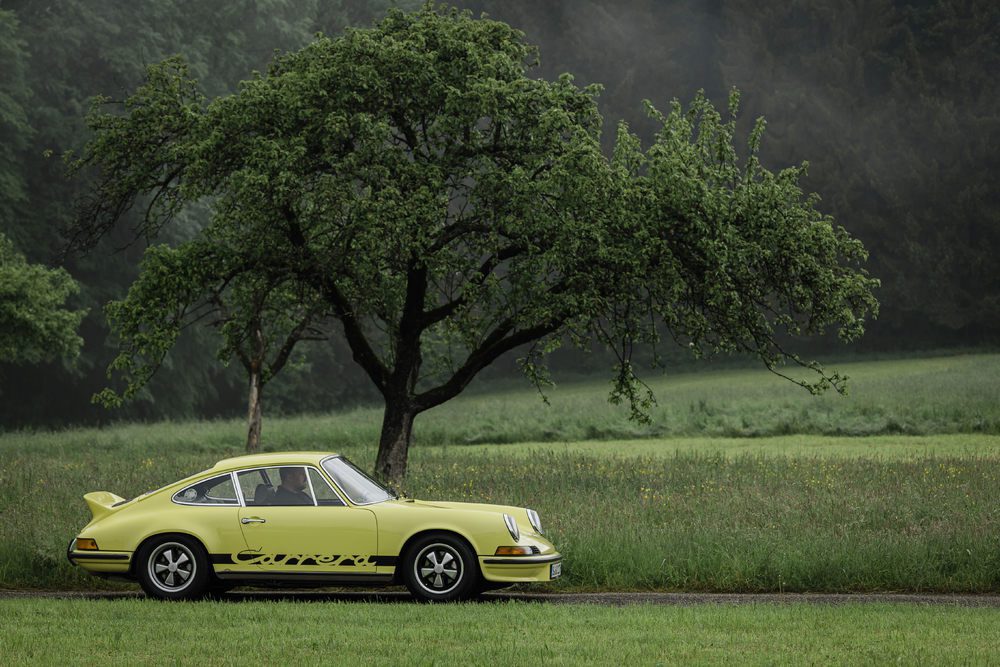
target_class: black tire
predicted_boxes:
[402,532,480,602]
[135,535,211,600]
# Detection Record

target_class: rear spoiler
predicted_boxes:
[84,491,127,521]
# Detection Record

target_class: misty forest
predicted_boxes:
[0,0,996,440]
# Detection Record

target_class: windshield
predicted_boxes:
[321,456,396,505]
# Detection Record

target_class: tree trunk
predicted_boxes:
[246,363,263,453]
[375,398,415,483]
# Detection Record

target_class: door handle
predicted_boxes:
[241,517,266,524]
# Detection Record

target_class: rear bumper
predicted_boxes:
[479,553,562,583]
[66,538,132,574]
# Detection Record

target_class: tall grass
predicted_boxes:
[407,450,1000,593]
[3,353,999,592]
[3,444,999,592]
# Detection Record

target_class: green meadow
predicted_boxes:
[1,598,998,665]
[2,353,999,592]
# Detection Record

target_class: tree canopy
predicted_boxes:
[0,0,991,429]
[0,232,85,365]
[72,5,877,479]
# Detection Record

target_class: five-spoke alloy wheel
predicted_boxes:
[403,533,479,602]
[136,535,210,600]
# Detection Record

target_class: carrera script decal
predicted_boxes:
[210,552,398,567]
[233,551,375,567]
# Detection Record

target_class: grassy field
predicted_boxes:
[6,351,1000,451]
[450,433,1000,459]
[1,353,999,592]
[1,599,998,665]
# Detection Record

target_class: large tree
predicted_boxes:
[71,5,877,481]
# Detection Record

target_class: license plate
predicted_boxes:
[550,561,562,579]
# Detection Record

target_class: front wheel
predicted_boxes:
[135,535,210,600]
[402,533,480,602]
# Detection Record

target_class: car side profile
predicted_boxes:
[67,452,561,601]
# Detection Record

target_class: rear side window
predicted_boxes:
[172,473,239,506]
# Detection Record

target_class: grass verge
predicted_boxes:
[1,599,998,665]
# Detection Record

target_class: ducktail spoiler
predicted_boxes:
[84,491,127,521]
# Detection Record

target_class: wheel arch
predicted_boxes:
[395,529,480,583]
[130,531,210,577]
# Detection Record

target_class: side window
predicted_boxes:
[237,469,272,507]
[309,468,345,506]
[173,474,239,506]
[237,467,316,506]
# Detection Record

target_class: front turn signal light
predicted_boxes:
[76,538,99,551]
[495,546,534,556]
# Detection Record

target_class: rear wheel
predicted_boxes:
[136,535,210,600]
[403,533,480,602]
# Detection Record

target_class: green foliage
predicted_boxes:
[94,238,329,409]
[0,233,85,365]
[606,90,878,399]
[0,10,31,232]
[0,0,419,427]
[72,6,876,470]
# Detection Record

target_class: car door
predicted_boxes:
[169,471,253,572]
[234,466,379,577]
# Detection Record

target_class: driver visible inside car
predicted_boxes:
[273,467,313,505]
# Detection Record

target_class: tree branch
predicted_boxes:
[421,244,525,327]
[268,305,326,377]
[414,318,563,412]
[282,208,390,393]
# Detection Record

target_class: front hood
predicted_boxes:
[390,499,523,515]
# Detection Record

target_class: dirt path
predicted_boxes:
[3,590,999,606]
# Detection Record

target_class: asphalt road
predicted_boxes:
[3,590,1000,606]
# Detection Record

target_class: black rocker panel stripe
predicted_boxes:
[69,552,130,561]
[215,572,393,584]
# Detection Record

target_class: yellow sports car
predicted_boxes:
[67,452,561,601]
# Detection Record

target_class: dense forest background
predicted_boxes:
[0,0,997,427]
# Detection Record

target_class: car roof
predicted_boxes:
[211,451,339,472]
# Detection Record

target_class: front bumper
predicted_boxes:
[479,553,562,583]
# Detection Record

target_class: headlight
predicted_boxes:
[526,508,543,534]
[503,513,519,541]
